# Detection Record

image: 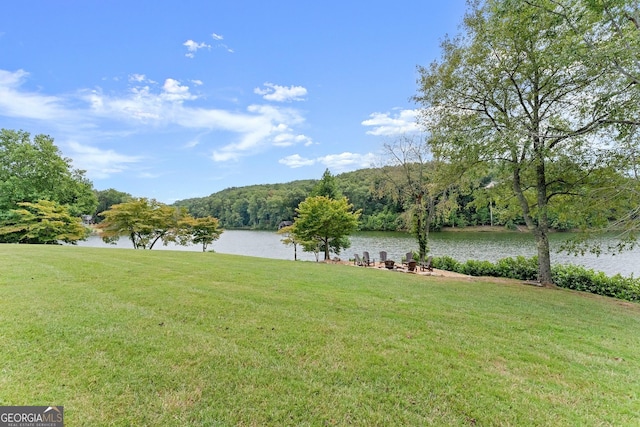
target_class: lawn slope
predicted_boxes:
[1,245,639,426]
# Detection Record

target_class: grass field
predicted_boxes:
[1,244,639,426]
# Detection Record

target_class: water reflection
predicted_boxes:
[77,230,639,277]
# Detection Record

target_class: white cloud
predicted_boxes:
[279,151,376,171]
[162,78,197,102]
[211,127,272,162]
[1,67,312,166]
[317,152,377,171]
[254,82,308,102]
[85,78,199,121]
[184,105,308,162]
[208,33,234,53]
[183,39,211,58]
[209,108,306,161]
[129,74,147,83]
[66,141,142,179]
[273,133,313,147]
[0,69,70,121]
[279,154,315,168]
[184,136,201,148]
[87,86,161,121]
[361,109,420,136]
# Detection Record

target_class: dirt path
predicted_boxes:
[333,260,472,279]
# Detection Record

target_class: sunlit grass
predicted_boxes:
[1,244,639,425]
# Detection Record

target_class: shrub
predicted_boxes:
[432,255,462,272]
[459,259,497,277]
[494,256,538,280]
[433,254,640,303]
[552,265,640,302]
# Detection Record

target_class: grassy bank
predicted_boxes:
[1,245,639,426]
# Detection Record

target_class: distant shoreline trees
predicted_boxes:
[174,164,633,234]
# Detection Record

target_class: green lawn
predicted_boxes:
[1,244,639,426]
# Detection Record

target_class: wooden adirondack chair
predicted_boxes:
[362,251,373,266]
[420,255,433,272]
[402,252,414,266]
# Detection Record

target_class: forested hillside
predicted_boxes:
[173,168,496,231]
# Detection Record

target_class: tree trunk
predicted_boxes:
[415,209,427,260]
[534,229,553,286]
[512,161,555,286]
[323,237,331,260]
[534,157,554,286]
[414,194,431,260]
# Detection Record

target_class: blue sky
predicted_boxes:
[0,1,466,203]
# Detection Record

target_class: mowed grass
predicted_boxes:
[1,245,639,426]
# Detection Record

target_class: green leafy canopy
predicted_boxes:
[291,196,361,261]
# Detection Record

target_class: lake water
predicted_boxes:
[77,230,639,277]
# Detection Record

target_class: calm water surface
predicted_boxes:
[78,230,639,277]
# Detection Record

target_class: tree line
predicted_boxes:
[172,164,628,233]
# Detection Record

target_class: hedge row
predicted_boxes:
[432,255,640,303]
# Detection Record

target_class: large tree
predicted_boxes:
[529,0,640,251]
[291,196,361,261]
[532,0,639,88]
[415,0,637,285]
[0,129,97,219]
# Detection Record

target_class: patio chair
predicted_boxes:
[362,251,373,267]
[379,251,387,264]
[420,255,433,272]
[354,253,364,266]
[402,252,414,266]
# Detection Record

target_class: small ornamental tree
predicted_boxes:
[183,216,223,252]
[98,198,192,249]
[0,200,89,244]
[278,224,310,261]
[291,196,361,261]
